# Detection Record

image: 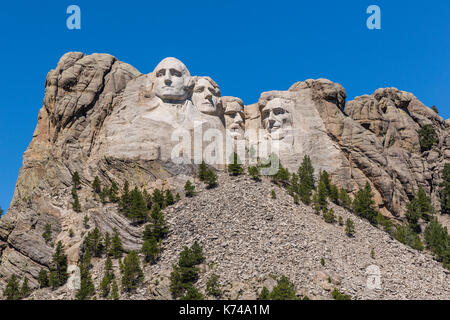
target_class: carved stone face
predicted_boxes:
[153,58,191,102]
[192,77,220,115]
[224,100,245,139]
[261,98,293,140]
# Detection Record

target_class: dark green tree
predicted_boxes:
[440,163,450,215]
[165,189,175,206]
[128,187,148,224]
[258,287,270,300]
[204,169,218,189]
[99,187,109,203]
[51,241,68,287]
[110,279,119,300]
[152,188,165,209]
[176,193,181,202]
[72,187,81,212]
[92,176,101,194]
[248,166,261,181]
[3,274,21,300]
[180,285,204,300]
[329,184,339,204]
[42,223,52,244]
[206,274,221,298]
[298,155,315,190]
[38,268,49,288]
[317,180,328,211]
[394,225,424,251]
[184,180,196,197]
[83,227,104,258]
[76,264,95,300]
[424,218,450,268]
[110,229,123,259]
[345,218,355,237]
[323,208,336,224]
[269,275,297,300]
[199,161,208,181]
[142,238,160,263]
[148,204,169,241]
[418,124,437,151]
[227,152,244,176]
[431,105,438,114]
[103,232,111,255]
[318,170,331,196]
[338,188,352,210]
[121,251,144,292]
[352,182,378,225]
[406,187,434,231]
[109,180,119,202]
[72,171,81,189]
[20,277,31,299]
[119,181,131,214]
[331,288,351,300]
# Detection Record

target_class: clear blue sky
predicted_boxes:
[0,0,449,214]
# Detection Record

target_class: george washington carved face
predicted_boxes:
[153,57,193,103]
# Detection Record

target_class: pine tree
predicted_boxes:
[317,180,328,211]
[152,188,165,209]
[418,124,437,151]
[110,229,123,259]
[92,176,101,194]
[142,238,160,263]
[329,184,339,204]
[352,182,378,225]
[248,166,261,181]
[51,241,68,287]
[203,169,217,189]
[338,188,352,210]
[109,180,119,202]
[345,218,355,237]
[110,279,119,300]
[312,192,321,215]
[128,187,148,224]
[82,247,92,269]
[72,187,81,212]
[76,264,95,300]
[431,105,439,114]
[99,187,109,203]
[298,178,312,205]
[258,287,270,300]
[440,163,450,215]
[323,208,336,224]
[121,251,144,292]
[406,187,434,232]
[100,257,114,298]
[191,241,205,265]
[184,180,196,197]
[269,275,297,300]
[199,161,208,181]
[424,218,450,268]
[298,155,315,190]
[42,223,52,244]
[119,181,131,214]
[103,232,111,255]
[394,225,424,251]
[148,204,169,241]
[83,215,89,229]
[3,274,21,300]
[72,171,81,189]
[38,268,49,288]
[319,170,331,196]
[206,274,221,298]
[20,277,31,299]
[227,152,244,176]
[274,163,290,186]
[271,190,276,199]
[293,194,299,205]
[176,193,181,202]
[180,285,204,300]
[165,189,175,206]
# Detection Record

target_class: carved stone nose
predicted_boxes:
[165,78,172,85]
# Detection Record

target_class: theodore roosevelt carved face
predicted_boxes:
[223,97,245,139]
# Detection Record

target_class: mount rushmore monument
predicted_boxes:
[0,52,448,296]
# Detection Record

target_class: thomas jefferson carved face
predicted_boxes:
[260,98,293,140]
[192,77,221,116]
[224,98,245,139]
[153,57,192,103]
